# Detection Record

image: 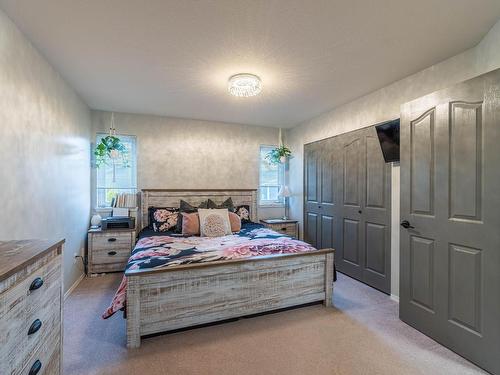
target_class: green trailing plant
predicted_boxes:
[266,144,292,164]
[94,135,129,168]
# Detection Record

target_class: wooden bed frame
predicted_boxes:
[126,189,334,348]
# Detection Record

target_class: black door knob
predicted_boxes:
[400,220,415,229]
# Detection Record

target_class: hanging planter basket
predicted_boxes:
[94,113,130,183]
[265,145,292,165]
[94,135,129,167]
[94,113,129,168]
[266,128,292,165]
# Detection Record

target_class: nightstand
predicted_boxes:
[260,219,299,239]
[87,228,136,275]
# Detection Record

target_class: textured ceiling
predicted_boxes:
[1,0,500,128]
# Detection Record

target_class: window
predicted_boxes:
[95,133,137,207]
[259,145,285,206]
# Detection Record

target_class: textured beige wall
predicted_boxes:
[91,111,285,219]
[0,9,91,293]
[287,19,500,297]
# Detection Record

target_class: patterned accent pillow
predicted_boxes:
[235,205,251,223]
[207,198,235,212]
[150,207,179,232]
[198,209,232,237]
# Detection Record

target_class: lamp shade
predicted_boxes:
[278,185,291,197]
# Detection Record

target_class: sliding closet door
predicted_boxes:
[304,126,391,293]
[336,130,365,281]
[317,138,338,250]
[400,69,500,374]
[304,143,321,248]
[336,127,391,293]
[362,128,391,292]
[304,139,337,249]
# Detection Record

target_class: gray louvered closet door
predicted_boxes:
[399,69,500,374]
[304,126,391,293]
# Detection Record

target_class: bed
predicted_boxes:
[105,189,334,348]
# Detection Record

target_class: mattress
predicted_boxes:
[103,222,317,318]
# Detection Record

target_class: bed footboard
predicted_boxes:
[126,249,334,348]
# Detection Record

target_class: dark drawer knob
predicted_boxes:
[29,360,42,375]
[28,319,42,335]
[108,238,117,242]
[108,251,117,256]
[29,277,44,292]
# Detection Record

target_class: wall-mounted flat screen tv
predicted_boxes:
[375,119,400,163]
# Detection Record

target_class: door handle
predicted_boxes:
[400,220,415,229]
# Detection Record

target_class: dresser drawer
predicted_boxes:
[0,257,61,373]
[91,231,133,251]
[18,331,60,375]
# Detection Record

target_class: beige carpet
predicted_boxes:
[63,273,486,375]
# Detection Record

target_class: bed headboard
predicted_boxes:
[141,189,258,229]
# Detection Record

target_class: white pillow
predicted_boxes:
[198,209,232,237]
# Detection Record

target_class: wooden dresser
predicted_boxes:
[87,228,135,275]
[0,239,64,375]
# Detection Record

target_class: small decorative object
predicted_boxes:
[94,112,129,182]
[278,185,292,220]
[228,73,262,97]
[266,128,292,164]
[90,214,102,227]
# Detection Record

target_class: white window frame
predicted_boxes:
[95,133,137,208]
[259,144,285,207]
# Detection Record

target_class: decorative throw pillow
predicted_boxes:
[198,209,232,237]
[179,199,208,213]
[176,200,209,233]
[234,205,251,223]
[228,212,241,232]
[150,207,179,232]
[181,212,200,236]
[207,198,235,212]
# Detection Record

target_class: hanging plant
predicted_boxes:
[266,128,293,164]
[266,145,292,164]
[94,135,129,167]
[94,113,129,182]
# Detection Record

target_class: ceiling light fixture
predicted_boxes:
[228,73,262,97]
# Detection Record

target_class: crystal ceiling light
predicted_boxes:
[228,73,262,97]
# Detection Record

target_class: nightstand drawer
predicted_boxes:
[260,220,298,238]
[272,223,296,235]
[91,232,133,251]
[92,247,130,264]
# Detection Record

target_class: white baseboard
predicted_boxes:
[390,294,400,303]
[64,273,85,300]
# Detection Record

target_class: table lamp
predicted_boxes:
[278,185,291,220]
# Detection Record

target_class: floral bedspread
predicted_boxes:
[102,224,316,319]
